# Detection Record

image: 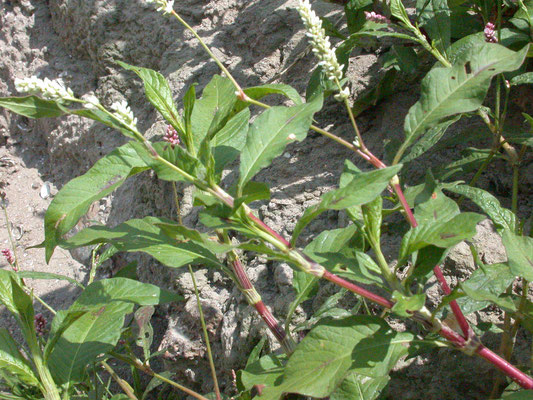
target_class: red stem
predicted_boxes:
[477,345,533,389]
[322,270,394,309]
[433,266,471,338]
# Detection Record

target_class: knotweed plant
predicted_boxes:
[0,0,532,399]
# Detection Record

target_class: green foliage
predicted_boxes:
[1,0,533,397]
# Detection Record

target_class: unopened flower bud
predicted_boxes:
[82,94,101,109]
[334,87,350,102]
[2,249,14,266]
[484,22,497,43]
[34,313,47,336]
[164,125,180,147]
[287,133,297,141]
[364,11,390,24]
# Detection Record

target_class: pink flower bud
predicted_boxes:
[364,11,390,24]
[164,125,180,147]
[2,249,15,266]
[34,313,47,336]
[484,22,497,43]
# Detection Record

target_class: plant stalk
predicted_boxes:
[101,361,138,400]
[188,266,222,400]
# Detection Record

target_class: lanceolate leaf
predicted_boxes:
[211,108,250,174]
[48,301,132,385]
[445,185,516,234]
[291,164,401,245]
[502,231,533,281]
[191,75,237,153]
[400,213,484,260]
[397,43,529,161]
[330,373,389,400]
[130,141,203,182]
[240,354,287,390]
[457,263,516,313]
[238,95,323,192]
[44,142,150,262]
[234,84,303,113]
[0,329,40,387]
[62,216,227,269]
[272,316,413,397]
[116,61,183,132]
[70,277,182,311]
[416,0,451,55]
[0,96,65,118]
[16,271,84,289]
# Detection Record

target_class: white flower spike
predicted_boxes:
[14,76,76,104]
[146,0,174,14]
[295,0,349,101]
[110,100,138,129]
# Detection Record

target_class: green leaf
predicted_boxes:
[211,108,250,174]
[362,196,382,244]
[44,310,88,361]
[116,61,182,132]
[499,391,533,400]
[391,291,426,317]
[331,373,389,400]
[397,43,529,161]
[191,75,237,153]
[130,141,203,183]
[70,107,138,140]
[238,95,323,192]
[390,0,412,26]
[44,142,149,262]
[0,96,65,118]
[435,147,499,180]
[134,306,154,361]
[401,115,460,163]
[0,329,40,387]
[16,271,84,289]
[502,231,533,281]
[240,354,287,391]
[286,271,319,329]
[63,216,227,269]
[70,277,182,311]
[444,185,516,234]
[510,72,533,85]
[274,316,414,397]
[416,0,451,55]
[0,271,35,344]
[400,213,484,260]
[291,164,402,245]
[48,301,132,385]
[302,226,382,286]
[457,263,516,313]
[234,84,303,113]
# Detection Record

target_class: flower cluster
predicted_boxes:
[484,22,497,43]
[110,100,138,129]
[34,313,47,336]
[296,0,349,101]
[2,249,14,265]
[364,11,390,24]
[82,94,101,109]
[146,0,174,14]
[14,76,75,104]
[164,125,180,147]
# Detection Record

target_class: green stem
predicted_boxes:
[172,182,183,225]
[110,352,210,400]
[101,361,138,400]
[2,201,19,268]
[512,165,519,215]
[170,10,243,94]
[188,266,221,400]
